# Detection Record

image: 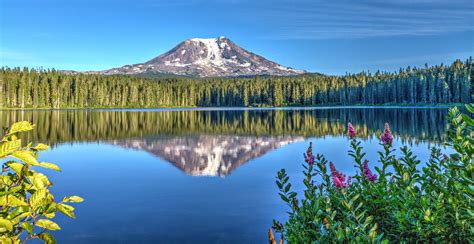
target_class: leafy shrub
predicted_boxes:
[0,121,83,243]
[272,105,473,243]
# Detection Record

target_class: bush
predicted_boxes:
[271,105,473,243]
[0,121,83,243]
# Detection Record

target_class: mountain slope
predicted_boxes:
[100,37,305,77]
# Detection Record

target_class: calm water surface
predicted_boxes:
[0,107,450,243]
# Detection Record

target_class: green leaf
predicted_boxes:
[0,237,16,244]
[33,143,49,151]
[21,222,33,234]
[57,203,76,218]
[28,172,51,189]
[0,218,13,232]
[336,228,344,240]
[279,193,289,203]
[9,211,31,224]
[38,162,61,171]
[284,183,291,193]
[38,232,56,244]
[465,104,474,114]
[62,196,84,203]
[36,219,61,231]
[461,114,474,126]
[9,121,35,134]
[402,172,410,182]
[29,188,48,209]
[5,162,24,175]
[0,140,21,158]
[11,150,40,166]
[0,195,28,207]
[342,200,351,210]
[44,212,56,219]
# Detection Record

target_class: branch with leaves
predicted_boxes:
[0,121,83,243]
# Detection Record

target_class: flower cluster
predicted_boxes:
[304,142,315,165]
[363,160,378,182]
[347,122,356,139]
[329,162,351,188]
[380,122,393,146]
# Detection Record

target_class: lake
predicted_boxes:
[0,107,451,243]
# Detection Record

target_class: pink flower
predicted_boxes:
[304,142,315,165]
[380,122,393,146]
[329,162,350,188]
[347,123,355,139]
[329,161,337,173]
[363,160,378,182]
[332,175,344,188]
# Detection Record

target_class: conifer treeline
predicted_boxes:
[0,58,472,108]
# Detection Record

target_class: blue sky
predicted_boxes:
[1,0,473,74]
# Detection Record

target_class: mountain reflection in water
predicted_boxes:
[111,135,304,177]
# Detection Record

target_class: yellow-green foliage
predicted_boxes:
[0,121,83,243]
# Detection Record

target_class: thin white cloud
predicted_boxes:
[252,0,474,39]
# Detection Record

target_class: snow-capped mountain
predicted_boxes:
[100,37,305,77]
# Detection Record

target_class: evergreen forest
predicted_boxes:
[0,58,472,108]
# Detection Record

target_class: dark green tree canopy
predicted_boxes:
[0,58,472,108]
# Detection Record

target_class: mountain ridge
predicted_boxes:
[96,37,306,77]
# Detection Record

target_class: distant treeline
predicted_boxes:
[0,58,472,108]
[0,108,449,145]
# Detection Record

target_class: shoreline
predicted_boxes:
[0,104,463,112]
